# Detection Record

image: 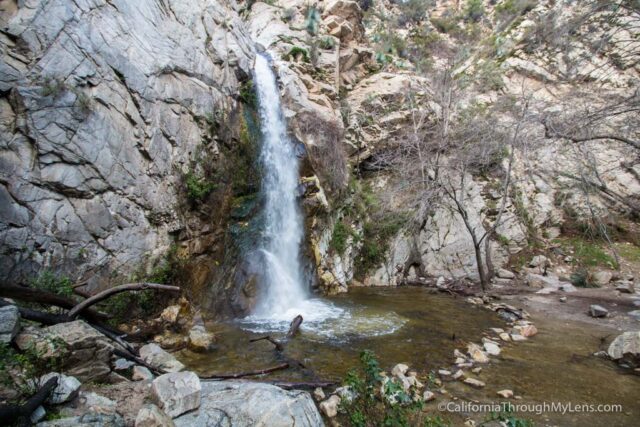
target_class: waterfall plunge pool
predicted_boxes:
[179,287,640,426]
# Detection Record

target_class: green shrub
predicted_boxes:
[564,238,616,268]
[356,213,407,276]
[319,36,336,50]
[285,46,310,63]
[41,77,66,97]
[30,271,73,297]
[430,14,459,34]
[464,0,485,22]
[482,406,534,426]
[495,0,537,26]
[339,350,424,426]
[239,80,257,107]
[184,171,217,203]
[330,221,351,254]
[570,268,599,288]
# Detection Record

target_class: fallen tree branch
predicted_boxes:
[271,381,337,390]
[67,283,180,319]
[112,348,162,375]
[200,363,290,379]
[0,284,109,323]
[0,376,58,426]
[286,315,303,338]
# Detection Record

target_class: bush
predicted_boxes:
[570,268,599,288]
[30,271,73,297]
[495,0,537,26]
[464,0,485,23]
[285,46,310,63]
[330,221,351,254]
[339,350,424,426]
[184,171,217,203]
[430,13,459,34]
[356,212,407,277]
[319,36,336,50]
[397,0,432,27]
[41,76,66,97]
[239,80,257,107]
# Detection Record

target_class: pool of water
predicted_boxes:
[178,287,639,426]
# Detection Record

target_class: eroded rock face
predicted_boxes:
[0,0,255,288]
[173,381,323,427]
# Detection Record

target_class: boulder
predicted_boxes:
[0,305,20,343]
[174,381,323,426]
[17,320,113,382]
[391,363,409,377]
[497,269,515,279]
[113,358,135,371]
[592,271,613,286]
[133,366,154,381]
[319,394,341,418]
[40,373,81,404]
[135,404,175,427]
[616,282,635,294]
[497,389,514,398]
[513,324,538,337]
[313,387,325,401]
[75,391,117,414]
[607,331,640,367]
[160,306,180,324]
[483,342,501,356]
[187,325,215,352]
[529,255,549,268]
[36,413,125,426]
[467,343,489,363]
[589,305,609,318]
[140,344,185,373]
[151,372,201,418]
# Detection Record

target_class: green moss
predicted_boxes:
[330,221,351,254]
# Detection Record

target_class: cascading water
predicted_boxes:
[241,53,404,339]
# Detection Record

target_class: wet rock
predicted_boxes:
[174,381,322,426]
[592,271,613,286]
[463,378,485,388]
[40,373,81,404]
[132,366,154,381]
[423,391,436,402]
[151,371,201,418]
[497,389,514,398]
[510,334,527,342]
[589,305,609,318]
[607,331,640,368]
[140,344,185,373]
[0,305,20,343]
[514,324,538,337]
[319,394,341,418]
[187,325,215,352]
[452,370,464,380]
[499,332,511,342]
[135,404,175,427]
[467,343,489,363]
[438,369,452,377]
[497,269,515,279]
[36,413,125,426]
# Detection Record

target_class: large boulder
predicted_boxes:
[16,320,113,382]
[40,373,81,404]
[151,371,201,418]
[607,331,640,368]
[187,325,215,353]
[0,304,20,343]
[173,381,323,427]
[140,344,185,373]
[135,404,175,427]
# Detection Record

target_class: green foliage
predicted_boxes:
[319,36,336,50]
[430,13,459,34]
[340,350,424,426]
[617,243,640,262]
[482,406,533,427]
[464,0,485,23]
[285,46,310,63]
[569,268,598,288]
[239,80,257,107]
[561,238,616,268]
[424,415,451,427]
[495,0,537,26]
[330,220,352,254]
[475,60,505,91]
[356,212,408,277]
[397,0,431,27]
[184,171,217,203]
[30,271,73,297]
[0,338,67,401]
[41,76,66,97]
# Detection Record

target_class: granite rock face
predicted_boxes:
[0,0,255,288]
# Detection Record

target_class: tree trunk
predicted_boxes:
[0,376,58,426]
[474,243,488,292]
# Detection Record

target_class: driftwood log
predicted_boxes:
[0,376,58,426]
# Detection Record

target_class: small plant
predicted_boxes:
[319,36,336,50]
[481,406,534,427]
[184,171,217,203]
[41,76,66,97]
[239,80,257,108]
[30,271,73,297]
[285,46,310,63]
[464,0,485,23]
[330,220,351,254]
[339,350,424,426]
[74,90,92,114]
[570,268,598,288]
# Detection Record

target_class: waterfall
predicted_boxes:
[252,53,308,317]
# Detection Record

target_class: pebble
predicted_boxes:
[463,378,485,388]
